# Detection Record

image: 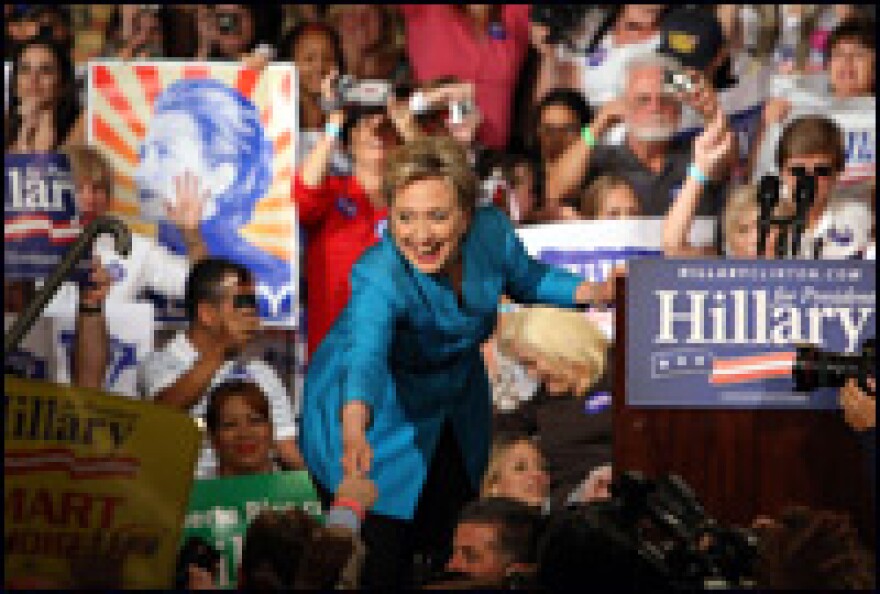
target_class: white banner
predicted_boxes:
[514,217,715,340]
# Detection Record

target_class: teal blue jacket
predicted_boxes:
[299,207,581,519]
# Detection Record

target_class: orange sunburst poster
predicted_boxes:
[87,61,299,326]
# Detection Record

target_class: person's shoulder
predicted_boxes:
[350,239,406,294]
[143,331,192,365]
[244,359,287,390]
[472,205,514,233]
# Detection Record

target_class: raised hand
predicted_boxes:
[676,69,720,122]
[166,171,207,233]
[693,109,734,180]
[80,257,114,309]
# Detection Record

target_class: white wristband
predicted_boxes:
[408,91,428,114]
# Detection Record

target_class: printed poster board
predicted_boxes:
[4,376,200,589]
[87,60,300,326]
[626,259,875,409]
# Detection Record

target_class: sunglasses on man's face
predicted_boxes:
[232,293,258,310]
[787,164,835,178]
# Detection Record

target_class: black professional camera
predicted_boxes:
[794,338,876,396]
[563,471,760,590]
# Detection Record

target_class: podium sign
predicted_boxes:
[626,259,876,409]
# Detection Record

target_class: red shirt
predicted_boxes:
[400,5,531,150]
[293,174,387,358]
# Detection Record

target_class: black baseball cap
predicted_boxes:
[658,7,724,73]
[658,7,737,89]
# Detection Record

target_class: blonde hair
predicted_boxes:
[480,435,540,497]
[498,306,608,396]
[580,174,637,219]
[723,184,795,254]
[62,144,115,193]
[383,136,478,213]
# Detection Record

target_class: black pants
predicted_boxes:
[316,422,477,589]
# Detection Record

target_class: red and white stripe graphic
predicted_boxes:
[5,448,140,479]
[5,214,81,244]
[709,351,797,385]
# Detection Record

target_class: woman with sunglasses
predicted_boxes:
[665,113,872,259]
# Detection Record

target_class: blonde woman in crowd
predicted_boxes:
[577,174,643,220]
[480,435,550,510]
[494,306,611,508]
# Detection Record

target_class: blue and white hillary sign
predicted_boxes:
[754,93,875,187]
[626,259,876,409]
[4,153,84,280]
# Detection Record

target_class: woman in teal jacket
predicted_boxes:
[299,136,615,587]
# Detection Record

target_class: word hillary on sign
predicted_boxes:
[626,260,875,410]
[5,394,137,450]
[654,289,874,353]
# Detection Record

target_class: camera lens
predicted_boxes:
[216,13,239,35]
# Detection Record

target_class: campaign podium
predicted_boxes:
[613,273,876,547]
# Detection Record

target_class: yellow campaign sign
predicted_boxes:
[4,376,201,589]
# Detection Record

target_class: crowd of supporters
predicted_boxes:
[4,4,877,590]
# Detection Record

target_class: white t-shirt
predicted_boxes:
[43,232,190,315]
[137,331,298,478]
[799,198,874,260]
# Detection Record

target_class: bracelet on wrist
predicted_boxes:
[79,302,103,315]
[687,162,708,185]
[581,125,597,148]
[324,121,342,141]
[333,497,366,521]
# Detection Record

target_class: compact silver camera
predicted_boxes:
[663,69,695,94]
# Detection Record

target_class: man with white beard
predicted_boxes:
[546,53,730,217]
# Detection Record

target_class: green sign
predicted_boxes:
[181,471,322,588]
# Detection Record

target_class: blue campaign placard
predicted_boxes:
[626,259,876,409]
[4,153,87,281]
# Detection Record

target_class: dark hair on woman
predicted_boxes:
[531,89,593,212]
[279,21,345,74]
[5,35,80,151]
[535,88,594,130]
[827,18,876,57]
[755,506,875,590]
[239,508,357,590]
[104,5,174,57]
[204,381,270,434]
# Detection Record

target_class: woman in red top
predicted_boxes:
[293,74,419,357]
[399,5,532,150]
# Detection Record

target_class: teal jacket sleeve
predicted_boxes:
[341,256,399,410]
[490,209,582,306]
